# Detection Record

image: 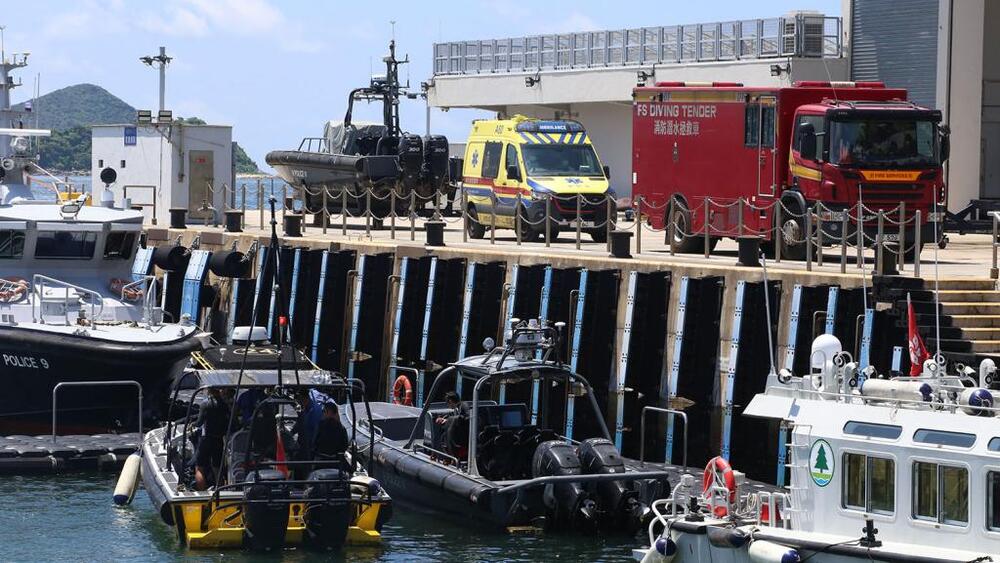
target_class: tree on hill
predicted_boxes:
[37,126,91,171]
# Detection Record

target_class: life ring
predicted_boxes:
[109,278,143,301]
[703,456,737,517]
[392,375,414,406]
[0,277,29,304]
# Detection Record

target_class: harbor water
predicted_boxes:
[0,473,638,562]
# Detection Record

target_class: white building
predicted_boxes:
[91,122,234,225]
[843,0,999,214]
[427,13,847,199]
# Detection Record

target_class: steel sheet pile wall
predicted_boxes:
[455,262,506,398]
[311,250,357,369]
[568,269,620,442]
[346,253,394,399]
[725,280,781,483]
[618,271,671,457]
[423,258,467,396]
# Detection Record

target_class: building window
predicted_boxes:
[913,462,968,525]
[0,230,25,259]
[98,159,104,168]
[481,141,502,179]
[843,453,895,514]
[744,103,775,148]
[120,160,126,168]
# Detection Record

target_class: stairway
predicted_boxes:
[898,279,1000,364]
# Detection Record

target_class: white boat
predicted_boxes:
[633,334,999,562]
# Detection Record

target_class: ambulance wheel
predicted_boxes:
[466,206,486,239]
[517,207,540,242]
[668,204,703,254]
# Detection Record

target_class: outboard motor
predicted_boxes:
[242,469,289,551]
[418,134,449,199]
[578,438,642,531]
[396,133,423,197]
[303,468,352,551]
[531,440,596,531]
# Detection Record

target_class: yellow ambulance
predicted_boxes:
[460,115,613,242]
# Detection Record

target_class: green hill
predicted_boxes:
[13,84,134,131]
[16,84,259,173]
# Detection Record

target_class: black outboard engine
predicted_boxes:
[531,440,597,532]
[578,438,642,532]
[303,468,352,551]
[418,134,449,199]
[397,134,424,197]
[242,469,289,551]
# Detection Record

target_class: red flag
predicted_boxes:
[907,293,930,376]
[275,427,289,477]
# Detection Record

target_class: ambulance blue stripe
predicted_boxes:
[519,133,533,143]
[558,132,567,143]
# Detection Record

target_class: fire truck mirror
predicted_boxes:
[940,131,950,163]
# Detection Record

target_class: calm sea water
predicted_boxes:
[0,473,638,562]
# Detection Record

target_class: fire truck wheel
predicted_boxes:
[466,206,487,239]
[668,204,703,254]
[778,213,807,260]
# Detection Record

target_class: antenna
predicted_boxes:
[390,20,396,41]
[1,26,5,62]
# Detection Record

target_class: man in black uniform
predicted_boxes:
[193,388,232,490]
[314,401,350,468]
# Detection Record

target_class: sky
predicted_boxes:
[3,0,840,170]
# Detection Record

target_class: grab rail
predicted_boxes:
[32,274,104,325]
[120,275,160,326]
[52,380,142,442]
[495,470,676,495]
[413,443,460,466]
[640,406,688,470]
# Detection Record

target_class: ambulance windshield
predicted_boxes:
[522,144,603,177]
[829,118,939,168]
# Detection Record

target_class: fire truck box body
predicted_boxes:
[631,81,946,255]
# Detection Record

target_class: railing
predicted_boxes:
[32,274,104,325]
[640,406,688,469]
[119,275,161,326]
[433,14,841,75]
[51,380,142,442]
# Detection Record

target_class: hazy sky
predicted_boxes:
[4,0,840,169]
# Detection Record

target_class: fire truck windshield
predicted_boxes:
[522,144,603,177]
[830,118,939,168]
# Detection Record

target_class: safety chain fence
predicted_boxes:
[201,180,955,278]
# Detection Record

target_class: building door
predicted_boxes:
[188,150,214,220]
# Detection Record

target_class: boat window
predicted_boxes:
[989,437,1000,452]
[35,231,97,259]
[843,452,894,514]
[481,141,502,179]
[0,230,25,259]
[914,429,976,448]
[913,461,968,525]
[103,232,136,260]
[987,472,1000,530]
[844,421,902,440]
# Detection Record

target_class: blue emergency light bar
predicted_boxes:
[515,120,586,133]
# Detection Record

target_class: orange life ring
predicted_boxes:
[703,456,737,517]
[0,277,29,303]
[392,375,414,406]
[110,278,143,301]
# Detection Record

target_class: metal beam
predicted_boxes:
[665,276,689,464]
[310,251,330,363]
[720,280,746,461]
[179,250,211,324]
[499,264,520,404]
[782,284,802,371]
[347,255,366,380]
[388,257,409,400]
[824,286,839,335]
[613,271,637,450]
[566,268,589,441]
[226,276,240,344]
[287,248,302,335]
[456,262,477,396]
[858,308,874,379]
[531,266,553,423]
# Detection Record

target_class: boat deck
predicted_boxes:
[0,433,139,473]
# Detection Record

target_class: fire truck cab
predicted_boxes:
[631,81,949,258]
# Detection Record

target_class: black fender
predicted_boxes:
[779,189,807,216]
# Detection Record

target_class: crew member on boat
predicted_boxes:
[435,391,461,425]
[193,388,233,490]
[314,402,350,467]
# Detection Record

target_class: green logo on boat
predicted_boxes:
[809,439,834,487]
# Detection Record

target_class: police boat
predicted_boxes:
[348,319,687,534]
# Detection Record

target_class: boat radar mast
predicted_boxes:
[343,40,422,135]
[0,33,50,190]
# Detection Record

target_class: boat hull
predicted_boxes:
[0,325,200,433]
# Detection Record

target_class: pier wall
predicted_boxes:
[149,227,871,482]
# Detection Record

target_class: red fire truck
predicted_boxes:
[631,81,949,258]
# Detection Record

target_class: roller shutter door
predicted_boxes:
[850,0,939,108]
